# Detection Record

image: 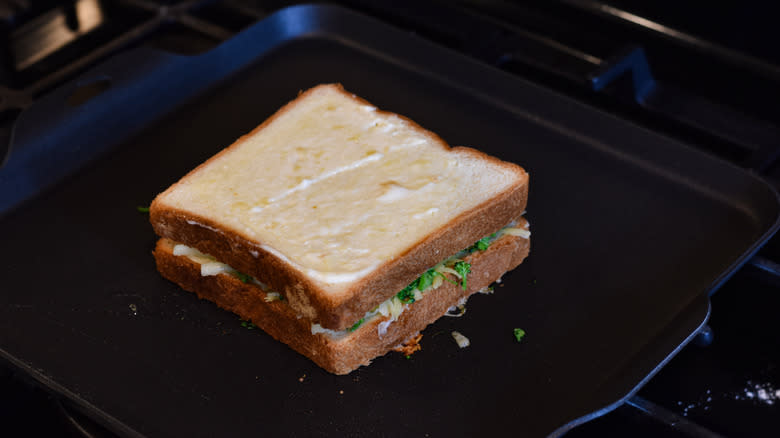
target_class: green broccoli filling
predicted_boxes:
[393,230,502,304]
[235,271,252,283]
[347,318,365,332]
[396,282,418,304]
[453,260,472,291]
[467,233,496,253]
[317,222,524,336]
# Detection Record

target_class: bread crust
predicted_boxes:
[150,84,529,330]
[153,232,530,375]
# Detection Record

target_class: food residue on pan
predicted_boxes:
[451,331,470,348]
[394,333,423,356]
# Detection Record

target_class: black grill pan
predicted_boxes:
[1,5,778,437]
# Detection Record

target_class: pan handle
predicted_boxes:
[747,255,780,277]
[8,46,183,156]
[55,398,113,438]
[0,4,331,215]
[0,46,188,214]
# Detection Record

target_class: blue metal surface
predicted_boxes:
[590,46,656,103]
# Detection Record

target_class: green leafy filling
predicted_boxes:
[136,206,150,213]
[513,328,526,342]
[351,229,505,331]
[235,271,252,283]
[396,268,455,304]
[467,233,496,253]
[394,231,495,304]
[416,269,436,291]
[347,318,365,332]
[396,282,417,304]
[453,260,471,291]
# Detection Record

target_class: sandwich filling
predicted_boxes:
[171,221,530,339]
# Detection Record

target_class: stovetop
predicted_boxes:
[1,1,778,437]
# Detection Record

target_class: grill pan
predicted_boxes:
[1,5,778,437]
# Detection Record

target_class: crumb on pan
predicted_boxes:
[451,331,470,348]
[513,328,526,342]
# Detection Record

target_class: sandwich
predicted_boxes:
[149,84,530,374]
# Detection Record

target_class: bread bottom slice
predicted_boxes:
[153,234,530,374]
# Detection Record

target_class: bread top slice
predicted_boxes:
[150,84,528,330]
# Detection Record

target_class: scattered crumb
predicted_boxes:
[298,373,306,383]
[339,390,344,395]
[451,331,470,348]
[477,285,494,295]
[394,333,423,356]
[443,304,466,317]
[240,319,257,330]
[513,328,526,342]
[128,304,137,316]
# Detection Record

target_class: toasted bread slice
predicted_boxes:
[150,84,528,330]
[153,227,530,375]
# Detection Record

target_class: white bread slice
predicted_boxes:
[150,84,528,330]
[152,225,530,375]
